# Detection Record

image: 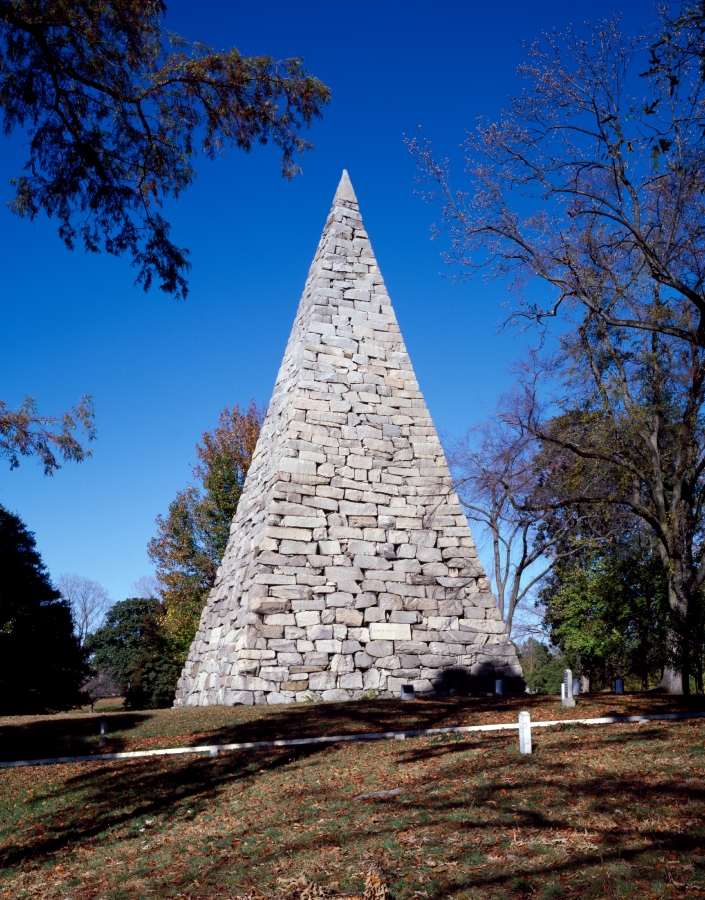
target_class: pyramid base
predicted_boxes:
[174,665,525,707]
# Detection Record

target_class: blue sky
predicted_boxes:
[0,0,656,602]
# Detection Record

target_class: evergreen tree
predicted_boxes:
[123,614,182,710]
[84,596,161,684]
[517,639,565,695]
[0,505,85,713]
[84,596,181,709]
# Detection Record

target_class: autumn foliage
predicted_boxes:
[148,401,264,658]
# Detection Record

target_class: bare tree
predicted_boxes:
[131,575,162,600]
[81,669,121,713]
[450,406,600,635]
[409,15,705,692]
[57,574,111,647]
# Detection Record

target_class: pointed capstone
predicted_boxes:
[174,174,524,707]
[334,169,357,204]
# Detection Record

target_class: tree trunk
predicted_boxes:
[657,666,683,693]
[657,578,687,693]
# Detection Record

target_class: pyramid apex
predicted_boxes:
[333,169,357,204]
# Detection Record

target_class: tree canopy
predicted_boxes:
[57,572,110,646]
[0,504,85,713]
[84,595,180,708]
[542,535,671,690]
[85,595,160,683]
[516,639,565,695]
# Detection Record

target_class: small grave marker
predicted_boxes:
[615,678,624,695]
[400,684,415,701]
[518,711,532,754]
[495,679,503,696]
[562,669,576,708]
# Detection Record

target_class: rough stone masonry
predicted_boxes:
[174,171,524,707]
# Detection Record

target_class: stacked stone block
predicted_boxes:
[174,170,523,707]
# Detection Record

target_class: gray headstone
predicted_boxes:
[562,669,576,707]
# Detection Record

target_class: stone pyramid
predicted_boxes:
[174,171,523,707]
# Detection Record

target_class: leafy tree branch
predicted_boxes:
[0,394,95,474]
[0,0,331,297]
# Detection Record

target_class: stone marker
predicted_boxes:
[495,678,503,696]
[615,678,624,695]
[353,789,402,800]
[518,711,532,754]
[572,676,580,697]
[400,684,415,701]
[173,171,524,707]
[562,669,576,708]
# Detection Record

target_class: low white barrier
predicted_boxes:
[1,709,704,770]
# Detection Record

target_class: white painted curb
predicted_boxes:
[1,710,703,770]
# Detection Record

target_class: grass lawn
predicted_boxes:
[1,695,704,899]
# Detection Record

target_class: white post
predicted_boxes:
[572,677,580,697]
[518,711,532,754]
[495,679,503,696]
[561,683,566,700]
[562,669,576,708]
[99,713,107,747]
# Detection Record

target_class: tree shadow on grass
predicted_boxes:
[0,740,310,869]
[0,712,153,762]
[0,728,705,890]
[351,728,705,898]
[2,720,704,900]
[2,693,705,763]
